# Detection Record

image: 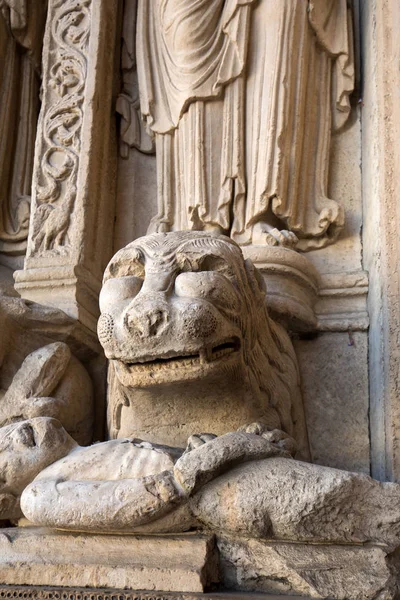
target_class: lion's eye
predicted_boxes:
[197,254,235,279]
[99,276,143,313]
[175,272,240,311]
[176,254,195,272]
[108,252,145,279]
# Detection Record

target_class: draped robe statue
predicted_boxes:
[0,0,46,259]
[136,0,354,250]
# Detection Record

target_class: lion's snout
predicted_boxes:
[124,295,170,338]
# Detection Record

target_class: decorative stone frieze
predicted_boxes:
[14,0,119,333]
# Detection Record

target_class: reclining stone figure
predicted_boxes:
[19,422,400,548]
[16,232,400,548]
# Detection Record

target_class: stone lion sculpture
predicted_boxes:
[98,231,309,456]
[18,233,400,549]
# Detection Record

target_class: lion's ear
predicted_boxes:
[244,259,267,294]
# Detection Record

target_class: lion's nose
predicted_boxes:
[124,298,170,337]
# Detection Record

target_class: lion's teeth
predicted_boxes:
[128,347,236,374]
[199,350,208,364]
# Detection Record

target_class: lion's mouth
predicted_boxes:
[123,337,241,372]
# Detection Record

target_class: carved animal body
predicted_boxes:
[18,233,400,551]
[98,232,309,455]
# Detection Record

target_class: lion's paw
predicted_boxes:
[238,422,297,456]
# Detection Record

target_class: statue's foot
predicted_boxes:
[252,222,298,248]
[238,422,297,456]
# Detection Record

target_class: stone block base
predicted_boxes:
[1,528,399,599]
[0,528,218,593]
[218,536,400,600]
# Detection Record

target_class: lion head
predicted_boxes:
[98,232,308,455]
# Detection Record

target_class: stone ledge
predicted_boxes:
[316,270,369,332]
[0,588,306,600]
[218,536,399,600]
[1,529,399,599]
[0,529,218,593]
[241,248,369,333]
[242,246,320,332]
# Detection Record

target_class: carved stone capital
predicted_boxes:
[242,246,320,332]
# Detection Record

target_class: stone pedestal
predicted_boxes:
[1,529,398,600]
[218,536,400,600]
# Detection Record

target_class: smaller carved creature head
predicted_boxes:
[0,417,76,520]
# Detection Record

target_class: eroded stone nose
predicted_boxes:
[124,296,170,338]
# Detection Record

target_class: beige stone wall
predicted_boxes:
[361,0,400,482]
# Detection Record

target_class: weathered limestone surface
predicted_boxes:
[113,3,366,476]
[19,430,291,533]
[100,233,308,453]
[294,331,370,473]
[0,527,399,600]
[0,0,398,598]
[189,457,400,547]
[315,271,369,333]
[218,536,400,600]
[136,1,354,250]
[17,234,400,558]
[0,418,77,521]
[360,0,400,482]
[0,342,93,445]
[0,528,218,593]
[0,0,47,266]
[0,290,99,521]
[241,246,320,332]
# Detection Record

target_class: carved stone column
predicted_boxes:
[14,0,119,333]
[361,0,400,482]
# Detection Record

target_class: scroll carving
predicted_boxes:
[31,0,91,256]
